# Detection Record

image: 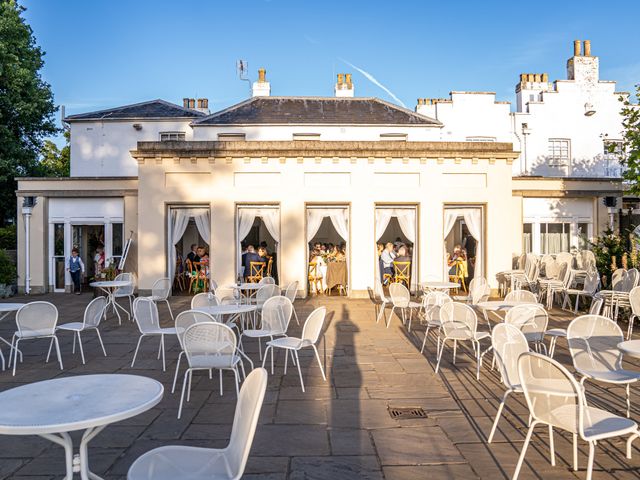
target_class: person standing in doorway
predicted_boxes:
[67,247,85,295]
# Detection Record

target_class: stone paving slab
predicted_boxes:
[0,293,639,479]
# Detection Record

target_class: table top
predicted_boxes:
[193,304,257,315]
[90,280,131,288]
[0,303,26,313]
[0,374,163,435]
[477,300,543,310]
[227,283,263,290]
[618,340,640,358]
[421,282,460,289]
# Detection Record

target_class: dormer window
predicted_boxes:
[160,131,185,141]
[380,133,407,141]
[293,133,321,141]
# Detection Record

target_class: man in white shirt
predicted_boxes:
[380,243,396,284]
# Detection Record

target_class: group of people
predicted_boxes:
[241,241,278,283]
[185,244,210,267]
[309,242,347,264]
[378,239,412,285]
[66,244,107,294]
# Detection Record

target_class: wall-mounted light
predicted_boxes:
[584,103,596,116]
[133,123,143,131]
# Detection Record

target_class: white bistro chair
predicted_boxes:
[283,281,300,325]
[113,272,136,317]
[487,323,529,443]
[177,322,253,419]
[388,283,421,331]
[262,306,327,392]
[504,289,538,303]
[546,297,603,359]
[131,297,177,372]
[11,301,63,376]
[56,296,107,364]
[504,304,548,354]
[562,270,599,313]
[241,296,292,362]
[567,314,640,418]
[419,291,452,354]
[627,286,640,339]
[513,352,640,480]
[128,368,268,480]
[435,302,490,380]
[147,277,174,321]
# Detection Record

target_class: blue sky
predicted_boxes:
[22,0,640,143]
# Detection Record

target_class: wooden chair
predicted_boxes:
[266,257,273,278]
[173,259,185,291]
[449,259,468,293]
[308,263,323,295]
[393,261,411,288]
[187,260,208,294]
[247,262,265,283]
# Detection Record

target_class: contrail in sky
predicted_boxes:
[339,58,406,108]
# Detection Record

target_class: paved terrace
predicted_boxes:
[0,293,639,480]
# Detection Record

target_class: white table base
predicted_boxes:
[41,425,106,480]
[97,287,130,324]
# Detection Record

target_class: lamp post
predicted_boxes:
[21,196,36,295]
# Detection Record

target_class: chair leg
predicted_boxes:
[548,424,556,466]
[488,390,510,443]
[187,370,193,401]
[586,441,595,480]
[626,432,639,459]
[387,307,396,329]
[312,345,326,381]
[270,337,275,374]
[95,329,107,357]
[53,336,63,370]
[261,345,271,369]
[284,347,289,375]
[233,368,240,397]
[573,433,579,471]
[177,370,189,419]
[77,331,85,365]
[11,338,20,376]
[435,339,446,374]
[131,336,144,367]
[294,350,305,392]
[219,370,223,396]
[452,340,457,365]
[626,383,631,418]
[46,337,54,363]
[513,422,538,480]
[161,335,166,372]
[72,331,77,354]
[172,352,183,394]
[420,326,431,354]
[164,299,174,321]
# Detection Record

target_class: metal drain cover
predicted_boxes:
[388,406,428,419]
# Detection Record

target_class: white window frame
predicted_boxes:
[160,131,186,141]
[547,138,570,166]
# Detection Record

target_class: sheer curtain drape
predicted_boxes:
[307,208,349,242]
[168,209,192,283]
[374,208,418,291]
[443,208,483,280]
[192,209,211,245]
[236,207,280,273]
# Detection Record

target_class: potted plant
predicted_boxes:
[0,250,16,298]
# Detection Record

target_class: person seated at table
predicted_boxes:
[243,245,265,280]
[380,242,396,284]
[186,244,199,263]
[395,245,411,264]
[447,245,465,275]
[334,245,346,262]
[377,243,384,258]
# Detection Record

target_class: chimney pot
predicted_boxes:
[189,98,195,109]
[183,98,189,108]
[584,40,591,56]
[520,73,526,82]
[527,73,534,82]
[534,73,541,82]
[573,40,582,56]
[542,73,549,82]
[345,73,352,86]
[258,68,266,83]
[337,73,344,85]
[197,99,203,108]
[203,98,208,108]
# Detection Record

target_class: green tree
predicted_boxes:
[39,129,70,177]
[0,0,57,225]
[619,85,640,194]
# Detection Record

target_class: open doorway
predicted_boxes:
[374,206,418,292]
[168,207,211,294]
[306,206,349,295]
[444,206,484,290]
[237,206,280,284]
[72,225,105,285]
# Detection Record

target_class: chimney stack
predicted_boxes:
[584,40,591,56]
[573,40,582,56]
[252,68,271,97]
[183,98,190,108]
[335,72,354,97]
[188,98,196,109]
[195,98,210,114]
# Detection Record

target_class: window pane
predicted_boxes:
[523,223,532,253]
[577,223,590,250]
[112,223,123,256]
[54,223,64,256]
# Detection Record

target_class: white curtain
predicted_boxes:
[259,209,280,243]
[329,209,349,242]
[168,209,191,284]
[306,209,329,242]
[443,208,483,280]
[375,208,417,291]
[193,209,211,245]
[237,208,280,273]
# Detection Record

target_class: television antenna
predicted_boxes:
[237,60,251,92]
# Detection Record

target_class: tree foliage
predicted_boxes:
[619,85,640,194]
[0,0,57,225]
[40,129,70,177]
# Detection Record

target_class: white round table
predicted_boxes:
[90,280,131,324]
[227,283,263,304]
[0,303,26,370]
[0,374,163,480]
[421,281,460,291]
[618,340,640,359]
[194,304,257,329]
[476,300,543,311]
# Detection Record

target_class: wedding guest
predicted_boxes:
[67,247,84,295]
[380,242,396,283]
[94,245,105,275]
[243,245,264,280]
[186,244,199,263]
[395,245,411,263]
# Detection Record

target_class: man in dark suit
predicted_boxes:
[243,245,264,280]
[186,244,199,263]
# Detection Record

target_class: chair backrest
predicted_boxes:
[467,276,487,294]
[491,323,529,390]
[259,276,275,285]
[567,314,623,374]
[630,286,640,315]
[440,302,477,337]
[284,281,298,303]
[543,259,560,280]
[301,306,327,344]
[209,279,219,293]
[175,310,214,349]
[528,261,540,282]
[612,268,627,291]
[504,290,537,303]
[16,301,58,337]
[248,262,265,282]
[260,296,293,334]
[505,304,548,339]
[183,322,238,368]
[582,271,600,295]
[393,261,411,283]
[422,291,452,323]
[581,250,596,272]
[556,252,574,269]
[589,296,604,315]
[226,368,268,478]
[471,283,491,305]
[516,253,526,270]
[151,277,171,299]
[191,292,219,309]
[83,296,107,328]
[215,286,237,304]
[518,352,583,435]
[625,268,639,291]
[133,297,160,333]
[388,282,410,307]
[114,272,135,295]
[256,284,281,307]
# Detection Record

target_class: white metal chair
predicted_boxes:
[453,277,487,303]
[567,314,640,418]
[546,297,604,359]
[258,276,275,285]
[504,304,548,354]
[131,297,177,372]
[113,272,136,318]
[388,283,421,331]
[284,281,300,325]
[563,270,599,313]
[128,368,268,480]
[147,277,174,321]
[262,306,327,392]
[191,292,218,309]
[419,291,452,354]
[627,286,640,339]
[56,296,107,364]
[177,322,253,419]
[241,296,292,362]
[537,259,560,306]
[504,289,538,303]
[435,302,490,380]
[171,309,216,394]
[10,302,63,376]
[513,352,639,480]
[487,323,529,443]
[370,282,391,325]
